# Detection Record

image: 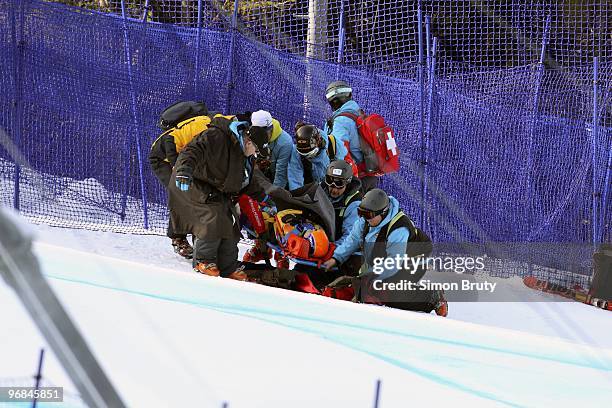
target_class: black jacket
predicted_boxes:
[168,116,265,239]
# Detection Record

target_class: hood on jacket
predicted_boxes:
[228,119,250,151]
[269,119,283,143]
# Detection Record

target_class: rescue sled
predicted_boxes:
[238,182,341,293]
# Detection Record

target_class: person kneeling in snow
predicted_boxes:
[321,160,363,276]
[322,189,448,316]
[169,115,267,281]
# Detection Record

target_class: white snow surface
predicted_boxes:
[1,221,611,407]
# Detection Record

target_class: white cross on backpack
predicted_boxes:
[385,131,397,156]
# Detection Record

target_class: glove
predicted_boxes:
[175,173,192,192]
[322,257,338,271]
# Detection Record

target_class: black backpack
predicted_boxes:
[158,101,209,131]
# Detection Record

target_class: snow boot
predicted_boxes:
[226,265,248,281]
[172,237,193,259]
[194,262,221,277]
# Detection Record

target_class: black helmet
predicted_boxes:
[325,160,353,188]
[358,188,390,219]
[325,80,352,111]
[295,125,322,159]
[248,126,269,152]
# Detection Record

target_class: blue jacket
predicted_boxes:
[287,131,331,190]
[328,132,350,163]
[267,119,293,188]
[332,196,410,280]
[332,193,361,247]
[323,100,363,164]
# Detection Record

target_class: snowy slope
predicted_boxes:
[1,223,611,407]
[31,223,612,348]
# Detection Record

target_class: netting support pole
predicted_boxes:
[141,0,149,22]
[337,0,345,64]
[10,0,25,211]
[225,0,239,114]
[591,57,600,247]
[525,14,551,235]
[425,15,431,77]
[120,0,149,229]
[601,130,612,244]
[423,37,437,237]
[304,0,327,119]
[417,3,426,227]
[372,379,381,408]
[334,0,345,80]
[193,0,203,97]
[32,348,44,408]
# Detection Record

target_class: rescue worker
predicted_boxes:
[248,110,294,189]
[170,115,266,281]
[295,120,356,176]
[149,112,212,259]
[322,189,447,316]
[287,125,330,190]
[240,110,292,268]
[323,80,379,192]
[321,160,363,276]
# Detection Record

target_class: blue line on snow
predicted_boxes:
[44,273,612,372]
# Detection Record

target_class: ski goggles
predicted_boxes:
[297,146,320,159]
[357,207,382,220]
[324,175,347,189]
[325,86,353,101]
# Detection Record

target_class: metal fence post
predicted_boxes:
[425,15,431,76]
[423,37,437,238]
[193,0,203,97]
[32,348,44,408]
[592,57,600,246]
[520,14,551,274]
[10,0,26,211]
[417,3,426,227]
[225,0,240,114]
[373,379,381,408]
[601,130,612,243]
[120,0,149,229]
[141,0,150,22]
[335,0,345,80]
[525,14,551,237]
[303,0,328,120]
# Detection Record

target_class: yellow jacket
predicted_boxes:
[150,115,212,165]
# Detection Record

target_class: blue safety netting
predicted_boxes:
[0,0,610,287]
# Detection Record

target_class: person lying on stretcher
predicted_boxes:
[237,195,334,268]
[237,181,352,288]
